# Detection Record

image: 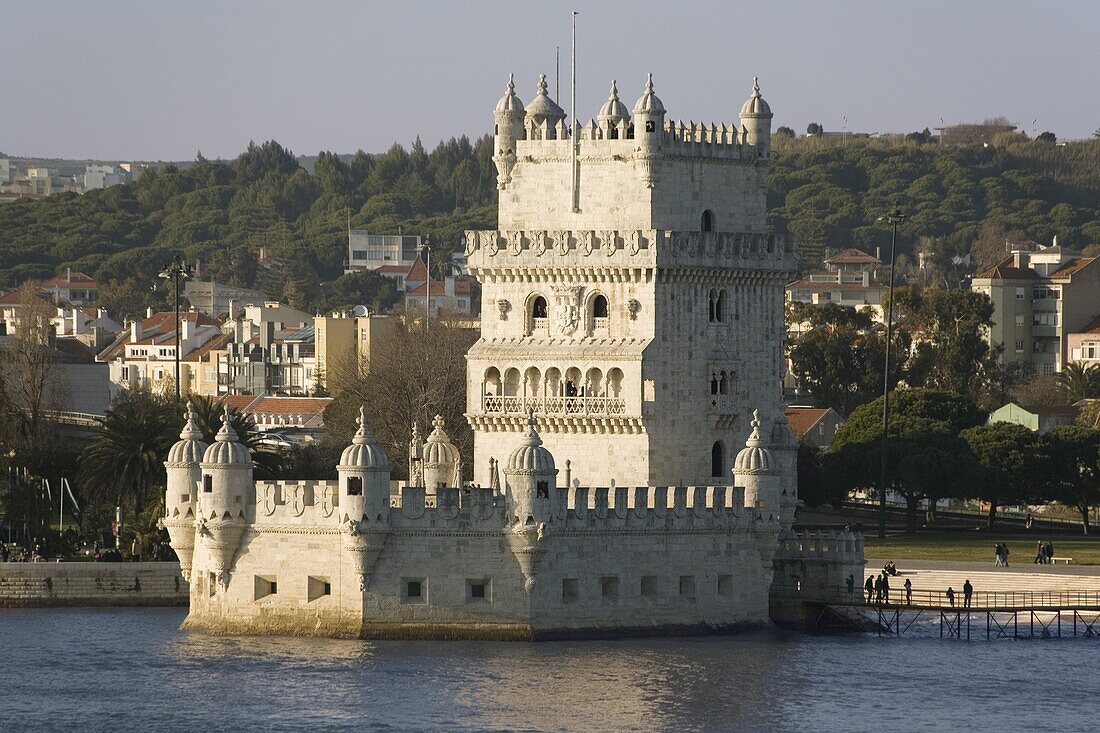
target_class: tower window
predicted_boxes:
[701,210,715,232]
[645,120,655,132]
[592,294,609,319]
[532,296,548,319]
[346,477,363,496]
[203,475,212,493]
[536,480,549,499]
[711,441,725,479]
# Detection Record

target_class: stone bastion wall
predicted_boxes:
[0,562,188,608]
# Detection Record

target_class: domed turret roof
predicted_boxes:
[422,414,460,466]
[506,412,556,474]
[633,73,665,115]
[734,410,777,474]
[524,74,565,122]
[495,73,524,115]
[770,411,797,449]
[740,77,772,118]
[202,407,252,466]
[598,80,630,125]
[167,401,208,465]
[340,406,389,470]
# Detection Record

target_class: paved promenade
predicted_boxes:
[865,557,1100,597]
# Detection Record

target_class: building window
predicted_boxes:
[1015,288,1025,300]
[718,574,733,596]
[1015,340,1024,353]
[592,294,608,319]
[679,575,696,600]
[701,210,715,233]
[601,576,620,602]
[708,289,727,323]
[466,578,490,603]
[532,296,548,319]
[254,576,277,600]
[536,480,549,499]
[711,441,725,479]
[1015,315,1025,327]
[562,578,579,604]
[641,575,659,598]
[346,477,363,496]
[203,475,212,493]
[308,576,331,602]
[402,578,426,604]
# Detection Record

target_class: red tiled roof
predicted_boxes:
[974,257,1039,281]
[786,275,887,292]
[824,248,881,265]
[0,290,59,307]
[1074,314,1100,335]
[407,279,472,297]
[375,265,408,274]
[404,256,428,282]
[1049,257,1096,279]
[182,332,231,362]
[785,407,831,439]
[40,271,97,289]
[216,395,332,428]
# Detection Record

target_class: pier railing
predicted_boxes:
[774,584,1100,610]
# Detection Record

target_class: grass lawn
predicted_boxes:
[862,531,1100,565]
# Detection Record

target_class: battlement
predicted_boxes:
[464,229,796,271]
[515,119,759,162]
[774,529,865,562]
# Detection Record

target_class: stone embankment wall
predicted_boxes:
[0,562,188,608]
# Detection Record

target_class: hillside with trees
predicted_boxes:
[3,132,1100,319]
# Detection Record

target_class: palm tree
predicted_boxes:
[1056,363,1100,402]
[80,391,177,518]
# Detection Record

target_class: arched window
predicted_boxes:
[708,289,717,322]
[718,371,729,395]
[710,372,719,395]
[592,294,608,319]
[532,296,548,319]
[701,210,715,232]
[715,289,727,323]
[711,441,725,479]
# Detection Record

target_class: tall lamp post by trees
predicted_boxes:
[875,202,909,539]
[158,257,194,402]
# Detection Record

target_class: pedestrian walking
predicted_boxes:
[904,577,913,605]
[946,586,955,607]
[1002,543,1010,567]
[865,575,874,604]
[1045,541,1054,564]
[881,573,891,605]
[1035,540,1045,564]
[963,579,973,609]
[874,574,883,604]
[994,543,1004,567]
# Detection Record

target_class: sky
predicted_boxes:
[3,0,1098,161]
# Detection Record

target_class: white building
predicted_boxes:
[345,232,422,274]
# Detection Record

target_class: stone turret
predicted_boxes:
[197,407,252,589]
[338,406,392,591]
[162,402,207,581]
[503,412,559,526]
[338,406,391,524]
[524,73,566,140]
[504,413,558,593]
[493,73,525,188]
[422,414,460,492]
[734,409,779,516]
[770,412,799,527]
[633,73,666,149]
[597,79,630,138]
[739,77,773,158]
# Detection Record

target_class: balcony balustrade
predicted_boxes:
[483,394,627,417]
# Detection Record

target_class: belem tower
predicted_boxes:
[164,74,864,639]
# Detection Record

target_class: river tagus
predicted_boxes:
[0,608,1093,732]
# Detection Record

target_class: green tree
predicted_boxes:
[961,422,1055,528]
[806,122,823,136]
[1055,362,1100,402]
[1047,425,1100,534]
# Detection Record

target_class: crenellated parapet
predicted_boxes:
[465,229,797,276]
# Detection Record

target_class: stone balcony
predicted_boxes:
[483,395,627,417]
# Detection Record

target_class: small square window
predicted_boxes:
[601,576,619,601]
[466,578,491,603]
[308,576,331,602]
[679,575,696,600]
[562,578,579,604]
[641,575,659,598]
[346,477,363,496]
[254,576,277,600]
[402,577,427,604]
[718,574,733,596]
[203,475,212,493]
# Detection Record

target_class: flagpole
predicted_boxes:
[570,10,579,213]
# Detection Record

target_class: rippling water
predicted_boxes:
[0,608,1094,732]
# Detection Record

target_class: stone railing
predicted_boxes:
[483,395,627,417]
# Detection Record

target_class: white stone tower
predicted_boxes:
[422,414,460,491]
[337,406,391,524]
[197,408,252,589]
[503,412,559,526]
[162,402,207,581]
[466,73,797,487]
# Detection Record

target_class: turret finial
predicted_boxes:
[645,72,654,94]
[507,72,514,91]
[537,73,548,96]
[609,79,619,98]
[215,405,239,443]
[752,76,760,96]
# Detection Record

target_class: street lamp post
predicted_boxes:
[158,257,195,402]
[876,202,909,539]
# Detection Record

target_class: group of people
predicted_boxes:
[852,566,913,606]
[0,542,46,563]
[945,579,974,608]
[994,543,1011,567]
[1034,540,1055,564]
